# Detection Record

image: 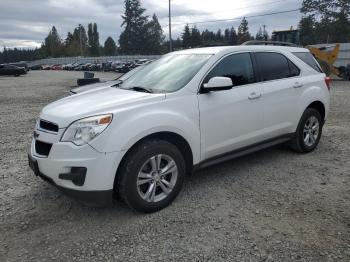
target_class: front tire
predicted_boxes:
[117,139,186,213]
[290,108,323,153]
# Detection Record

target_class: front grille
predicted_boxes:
[39,120,59,132]
[35,140,52,156]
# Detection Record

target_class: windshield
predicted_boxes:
[119,54,212,93]
[115,65,144,81]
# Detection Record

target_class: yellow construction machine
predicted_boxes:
[307,44,349,79]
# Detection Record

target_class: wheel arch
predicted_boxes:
[113,131,194,194]
[306,101,326,121]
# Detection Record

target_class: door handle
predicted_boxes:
[293,82,303,88]
[248,92,262,100]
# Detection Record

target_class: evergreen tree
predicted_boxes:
[299,15,316,45]
[0,47,42,63]
[237,17,251,44]
[255,27,264,40]
[119,0,148,54]
[43,26,63,57]
[300,0,350,44]
[104,37,117,55]
[224,29,230,44]
[64,25,88,56]
[182,24,191,48]
[144,14,165,54]
[88,23,100,56]
[215,29,223,42]
[229,27,238,45]
[191,26,202,47]
[332,10,350,42]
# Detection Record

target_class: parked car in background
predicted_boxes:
[37,59,154,72]
[102,61,113,72]
[134,59,151,66]
[51,64,62,70]
[73,63,85,71]
[29,64,43,70]
[69,64,146,95]
[0,64,27,76]
[114,62,130,73]
[63,62,80,71]
[110,61,123,72]
[29,45,330,213]
[88,63,102,71]
[9,62,29,72]
[42,65,51,70]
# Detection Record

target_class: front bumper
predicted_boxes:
[28,133,124,206]
[28,154,113,206]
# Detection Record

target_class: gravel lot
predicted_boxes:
[0,71,349,262]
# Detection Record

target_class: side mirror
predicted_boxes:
[202,76,233,92]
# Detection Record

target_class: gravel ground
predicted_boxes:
[0,71,349,262]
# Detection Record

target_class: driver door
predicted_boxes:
[198,52,264,160]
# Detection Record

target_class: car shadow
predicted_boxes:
[23,143,293,225]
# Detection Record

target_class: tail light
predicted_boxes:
[325,77,331,90]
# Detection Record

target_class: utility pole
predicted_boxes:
[169,0,172,52]
[263,25,267,40]
[79,24,83,56]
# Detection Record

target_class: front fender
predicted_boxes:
[90,95,201,164]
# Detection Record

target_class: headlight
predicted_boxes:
[61,114,113,146]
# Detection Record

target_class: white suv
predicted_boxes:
[28,45,330,212]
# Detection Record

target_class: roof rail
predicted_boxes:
[242,40,298,47]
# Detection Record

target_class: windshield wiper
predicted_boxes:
[128,86,153,93]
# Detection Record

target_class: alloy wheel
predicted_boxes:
[136,154,178,203]
[303,116,320,147]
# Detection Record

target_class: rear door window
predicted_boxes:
[293,52,322,72]
[255,52,296,81]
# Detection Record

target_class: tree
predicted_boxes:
[182,24,191,48]
[119,0,149,54]
[43,26,63,57]
[300,0,350,44]
[104,37,117,55]
[301,0,350,19]
[144,14,165,54]
[255,27,264,40]
[229,27,238,45]
[224,29,230,44]
[0,47,42,63]
[191,26,202,47]
[237,17,251,44]
[299,15,316,45]
[64,25,88,56]
[88,23,100,56]
[332,10,350,42]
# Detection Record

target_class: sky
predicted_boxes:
[0,0,303,50]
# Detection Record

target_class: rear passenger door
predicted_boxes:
[254,52,301,139]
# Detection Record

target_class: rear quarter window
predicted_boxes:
[293,52,322,73]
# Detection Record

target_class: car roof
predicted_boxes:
[172,45,309,55]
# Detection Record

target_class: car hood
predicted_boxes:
[40,87,165,128]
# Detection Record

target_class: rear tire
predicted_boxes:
[290,108,323,153]
[116,139,186,213]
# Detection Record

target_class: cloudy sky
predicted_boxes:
[0,0,303,50]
